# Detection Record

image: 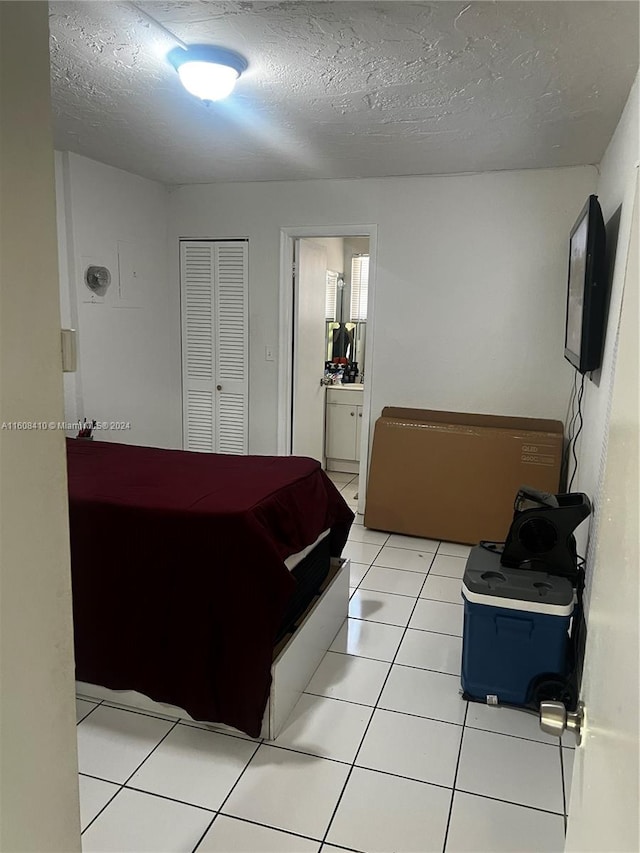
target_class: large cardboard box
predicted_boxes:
[364,408,563,545]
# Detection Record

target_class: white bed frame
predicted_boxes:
[77,557,349,740]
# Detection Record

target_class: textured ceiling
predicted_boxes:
[49,1,639,184]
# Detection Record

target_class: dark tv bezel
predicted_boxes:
[564,194,607,374]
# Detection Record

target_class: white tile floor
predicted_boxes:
[76,473,572,853]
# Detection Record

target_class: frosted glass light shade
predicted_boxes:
[168,45,248,103]
[177,61,239,101]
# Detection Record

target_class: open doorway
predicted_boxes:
[278,226,377,516]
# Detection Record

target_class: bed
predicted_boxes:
[66,438,353,738]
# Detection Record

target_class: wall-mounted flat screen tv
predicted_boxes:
[564,194,608,373]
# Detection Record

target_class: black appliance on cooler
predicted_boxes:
[500,488,591,581]
[461,486,591,712]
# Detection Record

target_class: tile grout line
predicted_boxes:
[78,785,121,837]
[359,588,464,606]
[441,702,469,852]
[76,539,454,846]
[80,783,123,836]
[80,718,182,836]
[302,691,465,724]
[364,559,439,574]
[191,740,264,853]
[345,614,463,638]
[200,812,335,851]
[369,545,463,853]
[175,720,261,745]
[76,702,103,726]
[76,695,106,705]
[95,703,182,724]
[559,743,568,833]
[122,784,216,813]
[260,532,394,850]
[76,541,472,848]
[449,787,567,818]
[327,647,461,675]
[80,698,260,745]
[319,549,441,849]
[302,682,564,750]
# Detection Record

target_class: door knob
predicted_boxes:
[216,384,222,391]
[539,700,584,745]
[350,411,355,417]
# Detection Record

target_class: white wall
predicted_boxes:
[56,152,182,448]
[565,167,639,853]
[169,166,596,454]
[572,74,639,572]
[0,3,80,849]
[312,236,344,273]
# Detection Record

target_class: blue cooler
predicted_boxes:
[461,546,574,706]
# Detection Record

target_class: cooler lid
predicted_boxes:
[462,545,574,615]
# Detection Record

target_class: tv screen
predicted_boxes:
[564,195,607,373]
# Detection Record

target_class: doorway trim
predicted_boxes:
[278,224,378,515]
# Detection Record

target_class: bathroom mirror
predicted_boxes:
[324,251,368,381]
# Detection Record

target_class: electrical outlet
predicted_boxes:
[265,346,275,362]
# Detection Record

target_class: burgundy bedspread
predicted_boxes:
[66,439,353,736]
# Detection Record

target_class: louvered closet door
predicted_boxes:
[180,241,248,454]
[214,242,248,453]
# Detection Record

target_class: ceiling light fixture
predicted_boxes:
[168,45,248,102]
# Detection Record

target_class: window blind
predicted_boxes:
[350,255,369,321]
[325,270,339,321]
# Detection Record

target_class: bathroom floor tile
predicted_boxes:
[326,472,355,485]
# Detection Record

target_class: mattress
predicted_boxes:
[66,439,353,737]
[285,529,330,571]
[277,535,332,643]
